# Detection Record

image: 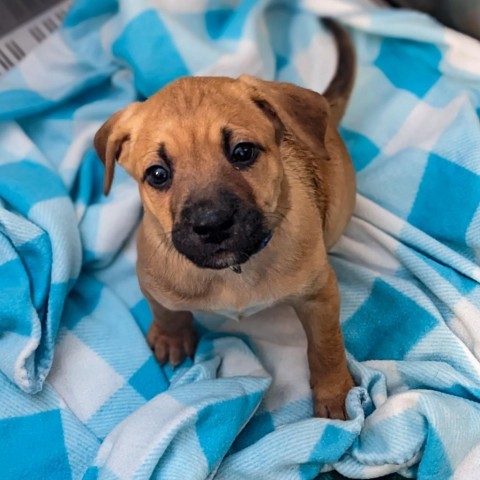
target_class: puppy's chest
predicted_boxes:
[199,300,274,322]
[153,271,281,321]
[188,281,278,321]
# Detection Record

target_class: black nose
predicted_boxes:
[183,195,237,242]
[192,208,234,236]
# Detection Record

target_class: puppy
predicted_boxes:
[94,20,356,419]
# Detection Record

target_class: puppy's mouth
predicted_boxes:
[208,230,273,270]
[172,227,273,271]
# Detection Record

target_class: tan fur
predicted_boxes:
[94,21,356,419]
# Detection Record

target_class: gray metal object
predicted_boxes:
[0,0,70,75]
[0,0,63,37]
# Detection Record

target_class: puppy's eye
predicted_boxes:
[230,143,258,168]
[144,165,171,189]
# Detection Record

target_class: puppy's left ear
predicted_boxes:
[239,75,331,156]
[94,102,142,195]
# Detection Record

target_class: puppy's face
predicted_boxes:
[95,77,286,270]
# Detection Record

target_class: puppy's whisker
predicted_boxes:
[274,206,290,214]
[265,210,286,219]
[146,229,175,266]
[158,230,173,241]
[266,212,287,222]
[264,213,289,227]
[264,218,289,238]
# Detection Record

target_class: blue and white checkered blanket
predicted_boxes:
[1,1,480,479]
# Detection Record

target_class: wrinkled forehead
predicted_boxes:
[137,78,274,154]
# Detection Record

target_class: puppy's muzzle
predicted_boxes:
[188,199,236,244]
[172,190,271,269]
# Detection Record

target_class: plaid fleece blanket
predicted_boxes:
[1,0,480,479]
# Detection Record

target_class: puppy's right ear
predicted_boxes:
[239,75,330,157]
[94,102,141,195]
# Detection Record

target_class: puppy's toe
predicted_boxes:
[312,375,354,420]
[153,339,169,365]
[168,345,183,367]
[313,396,347,420]
[313,402,330,419]
[147,322,197,368]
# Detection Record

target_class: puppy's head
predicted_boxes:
[94,76,330,270]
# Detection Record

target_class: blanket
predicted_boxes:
[1,0,480,479]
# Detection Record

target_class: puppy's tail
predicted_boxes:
[323,18,356,126]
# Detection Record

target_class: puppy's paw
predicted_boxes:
[312,374,354,420]
[147,321,197,368]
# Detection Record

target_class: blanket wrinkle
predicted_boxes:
[0,1,480,479]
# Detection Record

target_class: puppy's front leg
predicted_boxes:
[294,264,354,419]
[143,290,197,367]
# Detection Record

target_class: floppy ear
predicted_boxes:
[239,75,331,156]
[94,102,141,195]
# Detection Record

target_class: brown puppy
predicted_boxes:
[94,20,356,419]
